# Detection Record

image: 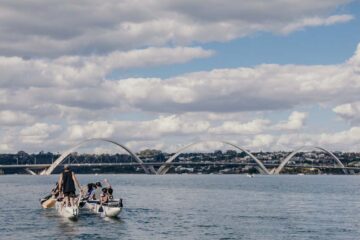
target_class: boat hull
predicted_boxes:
[84,200,122,218]
[55,201,79,220]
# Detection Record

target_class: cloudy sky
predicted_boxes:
[1,0,360,153]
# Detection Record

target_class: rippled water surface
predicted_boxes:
[1,174,360,239]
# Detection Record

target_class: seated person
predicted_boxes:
[107,188,113,200]
[84,183,95,199]
[100,188,109,204]
[87,182,102,200]
[103,179,113,200]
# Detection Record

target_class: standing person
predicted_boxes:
[58,165,81,207]
[93,182,102,200]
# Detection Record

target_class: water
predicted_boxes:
[1,174,360,240]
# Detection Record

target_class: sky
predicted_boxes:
[1,0,360,153]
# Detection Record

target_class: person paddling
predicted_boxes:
[58,165,81,207]
[100,188,109,204]
[103,179,114,200]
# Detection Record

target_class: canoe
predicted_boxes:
[55,201,79,220]
[83,199,123,218]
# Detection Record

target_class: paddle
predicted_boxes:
[76,187,82,208]
[98,205,103,212]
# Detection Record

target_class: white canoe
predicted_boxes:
[84,199,123,218]
[55,201,79,220]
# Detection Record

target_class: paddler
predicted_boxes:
[100,187,109,204]
[58,165,81,207]
[103,179,114,200]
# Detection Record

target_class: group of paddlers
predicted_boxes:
[48,165,114,208]
[82,179,114,203]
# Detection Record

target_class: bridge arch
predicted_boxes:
[273,146,347,174]
[157,140,270,175]
[40,138,156,175]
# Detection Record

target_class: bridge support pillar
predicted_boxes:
[25,168,37,176]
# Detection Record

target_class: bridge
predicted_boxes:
[0,138,353,175]
[1,162,358,170]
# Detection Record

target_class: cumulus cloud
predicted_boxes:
[275,111,308,131]
[271,127,360,152]
[333,101,360,123]
[20,123,61,144]
[0,47,213,89]
[1,44,360,152]
[0,0,357,153]
[209,119,270,135]
[0,0,352,57]
[0,110,359,153]
[318,127,360,149]
[247,134,275,149]
[0,110,35,126]
[64,115,211,142]
[108,45,360,113]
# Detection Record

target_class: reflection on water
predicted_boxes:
[1,174,360,239]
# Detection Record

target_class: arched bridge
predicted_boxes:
[273,146,347,174]
[157,140,270,175]
[3,138,348,175]
[40,138,157,175]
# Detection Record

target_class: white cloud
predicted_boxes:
[20,123,61,144]
[275,111,308,131]
[0,110,359,153]
[65,115,211,142]
[107,45,360,113]
[0,110,35,126]
[0,47,213,89]
[66,121,115,141]
[0,0,357,153]
[0,44,360,152]
[247,134,275,149]
[0,1,352,57]
[318,127,360,149]
[333,101,360,123]
[279,15,354,34]
[272,127,360,152]
[209,119,270,135]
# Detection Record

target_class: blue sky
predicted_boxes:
[112,1,360,79]
[1,0,360,153]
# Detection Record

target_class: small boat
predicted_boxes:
[55,200,79,220]
[82,199,123,218]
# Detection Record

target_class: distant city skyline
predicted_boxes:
[0,1,360,153]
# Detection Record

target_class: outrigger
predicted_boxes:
[80,198,123,218]
[40,194,57,209]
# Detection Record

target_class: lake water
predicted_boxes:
[1,174,360,240]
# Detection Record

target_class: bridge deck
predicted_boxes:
[1,162,360,170]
